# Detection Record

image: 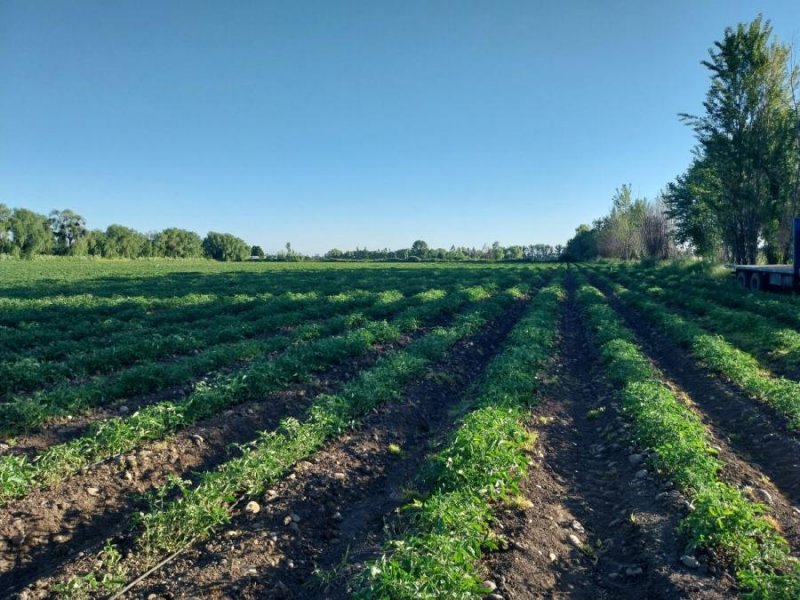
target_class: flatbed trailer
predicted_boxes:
[734,264,797,290]
[733,218,800,291]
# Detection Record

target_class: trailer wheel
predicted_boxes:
[750,272,763,291]
[736,272,747,289]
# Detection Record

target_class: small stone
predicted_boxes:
[628,453,644,465]
[86,487,100,497]
[625,566,643,576]
[571,520,585,533]
[283,515,293,526]
[291,513,301,523]
[333,472,346,480]
[119,405,129,413]
[756,488,773,504]
[483,580,498,592]
[245,567,258,576]
[548,552,557,561]
[568,534,582,548]
[634,469,648,479]
[123,471,134,481]
[681,555,701,569]
[190,434,205,445]
[52,534,70,544]
[332,511,343,521]
[489,595,504,600]
[245,500,260,514]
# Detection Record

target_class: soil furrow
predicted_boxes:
[117,301,530,600]
[587,273,800,548]
[487,274,735,599]
[0,339,405,595]
[0,317,350,455]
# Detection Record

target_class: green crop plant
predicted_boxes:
[588,268,800,430]
[0,279,531,505]
[356,278,565,599]
[575,273,800,599]
[55,278,541,595]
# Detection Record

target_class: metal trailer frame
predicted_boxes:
[733,217,800,291]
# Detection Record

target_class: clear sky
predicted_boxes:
[2,1,799,254]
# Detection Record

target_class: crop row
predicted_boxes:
[0,287,419,424]
[355,277,564,598]
[609,261,800,330]
[0,267,421,318]
[598,265,800,377]
[0,277,539,506]
[0,289,384,397]
[0,267,506,368]
[587,268,800,429]
[53,278,536,597]
[0,267,507,359]
[575,274,800,599]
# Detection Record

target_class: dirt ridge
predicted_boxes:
[487,273,736,599]
[586,272,800,551]
[115,299,531,599]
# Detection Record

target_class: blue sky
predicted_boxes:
[2,1,799,254]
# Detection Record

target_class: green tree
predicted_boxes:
[9,208,52,258]
[153,228,203,258]
[48,209,87,255]
[71,229,106,257]
[596,185,647,260]
[664,155,723,258]
[490,241,504,260]
[563,224,598,262]
[0,204,11,253]
[103,225,148,258]
[410,240,429,258]
[681,16,797,264]
[504,245,524,260]
[250,245,265,259]
[202,232,249,261]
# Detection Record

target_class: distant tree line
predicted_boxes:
[0,205,251,261]
[565,16,800,265]
[563,186,677,262]
[0,204,563,263]
[323,240,563,262]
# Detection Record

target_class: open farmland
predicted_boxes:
[2,260,800,600]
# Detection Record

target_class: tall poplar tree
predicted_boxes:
[679,16,797,264]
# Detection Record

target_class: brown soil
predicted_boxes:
[1,379,198,458]
[43,300,530,600]
[0,337,409,597]
[487,273,737,599]
[586,272,800,552]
